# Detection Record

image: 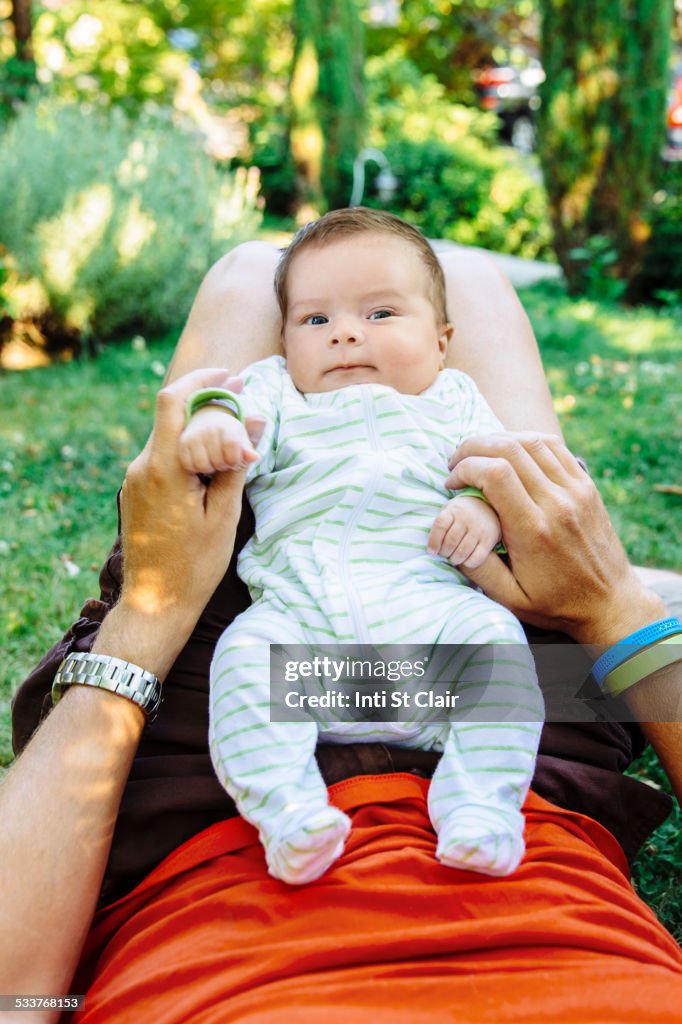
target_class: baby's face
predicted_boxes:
[282,233,452,394]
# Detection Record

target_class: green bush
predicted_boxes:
[631,165,682,304]
[378,135,553,260]
[248,109,299,217]
[364,52,553,260]
[0,100,263,343]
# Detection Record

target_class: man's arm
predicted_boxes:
[0,368,256,1020]
[446,431,682,802]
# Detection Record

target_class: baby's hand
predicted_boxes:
[179,406,261,475]
[427,495,502,570]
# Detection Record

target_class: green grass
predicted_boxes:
[0,334,179,760]
[522,282,682,568]
[1,282,681,936]
[627,746,682,941]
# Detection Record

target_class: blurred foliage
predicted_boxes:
[565,235,628,302]
[0,51,36,114]
[365,0,539,102]
[631,163,682,304]
[5,1,680,307]
[0,98,262,344]
[364,52,552,259]
[537,0,672,292]
[287,0,365,212]
[0,0,291,113]
[316,0,365,209]
[0,1,538,114]
[0,249,15,319]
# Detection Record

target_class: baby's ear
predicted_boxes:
[437,323,454,364]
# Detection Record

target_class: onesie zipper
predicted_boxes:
[337,388,382,643]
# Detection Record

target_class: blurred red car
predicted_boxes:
[473,62,544,155]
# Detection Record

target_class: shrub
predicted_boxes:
[248,108,299,218]
[631,165,682,304]
[0,100,263,343]
[363,52,553,261]
[377,135,553,261]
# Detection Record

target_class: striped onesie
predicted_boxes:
[209,355,543,883]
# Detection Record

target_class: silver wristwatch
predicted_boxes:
[52,652,162,722]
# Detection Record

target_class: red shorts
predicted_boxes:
[72,775,682,1023]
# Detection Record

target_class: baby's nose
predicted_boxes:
[330,316,364,344]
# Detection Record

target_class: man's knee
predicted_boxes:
[209,240,281,285]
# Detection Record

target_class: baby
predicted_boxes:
[179,208,543,884]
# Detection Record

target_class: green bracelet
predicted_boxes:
[454,487,507,556]
[456,486,489,504]
[603,635,682,697]
[184,388,245,427]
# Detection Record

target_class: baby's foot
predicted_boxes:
[265,805,351,885]
[436,805,525,877]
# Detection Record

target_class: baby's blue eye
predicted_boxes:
[304,314,328,326]
[369,309,392,320]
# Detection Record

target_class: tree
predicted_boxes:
[289,0,365,212]
[316,0,365,209]
[1,0,36,110]
[537,0,673,292]
[366,0,539,103]
[10,0,33,62]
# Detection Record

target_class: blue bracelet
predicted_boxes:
[592,617,682,688]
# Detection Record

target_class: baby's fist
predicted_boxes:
[179,406,260,475]
[427,495,502,570]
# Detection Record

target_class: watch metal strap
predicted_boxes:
[52,652,162,722]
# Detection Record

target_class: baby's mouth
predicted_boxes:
[327,364,374,373]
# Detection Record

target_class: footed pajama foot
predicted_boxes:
[265,805,352,884]
[436,804,525,877]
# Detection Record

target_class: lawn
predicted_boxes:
[1,280,681,935]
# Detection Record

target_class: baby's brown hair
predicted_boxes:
[274,207,449,327]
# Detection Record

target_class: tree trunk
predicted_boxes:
[537,0,672,293]
[10,0,34,63]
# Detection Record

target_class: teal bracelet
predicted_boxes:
[184,388,245,427]
[454,487,507,556]
[592,617,682,687]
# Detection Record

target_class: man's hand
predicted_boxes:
[179,404,261,475]
[427,495,502,569]
[445,432,665,645]
[115,368,264,677]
